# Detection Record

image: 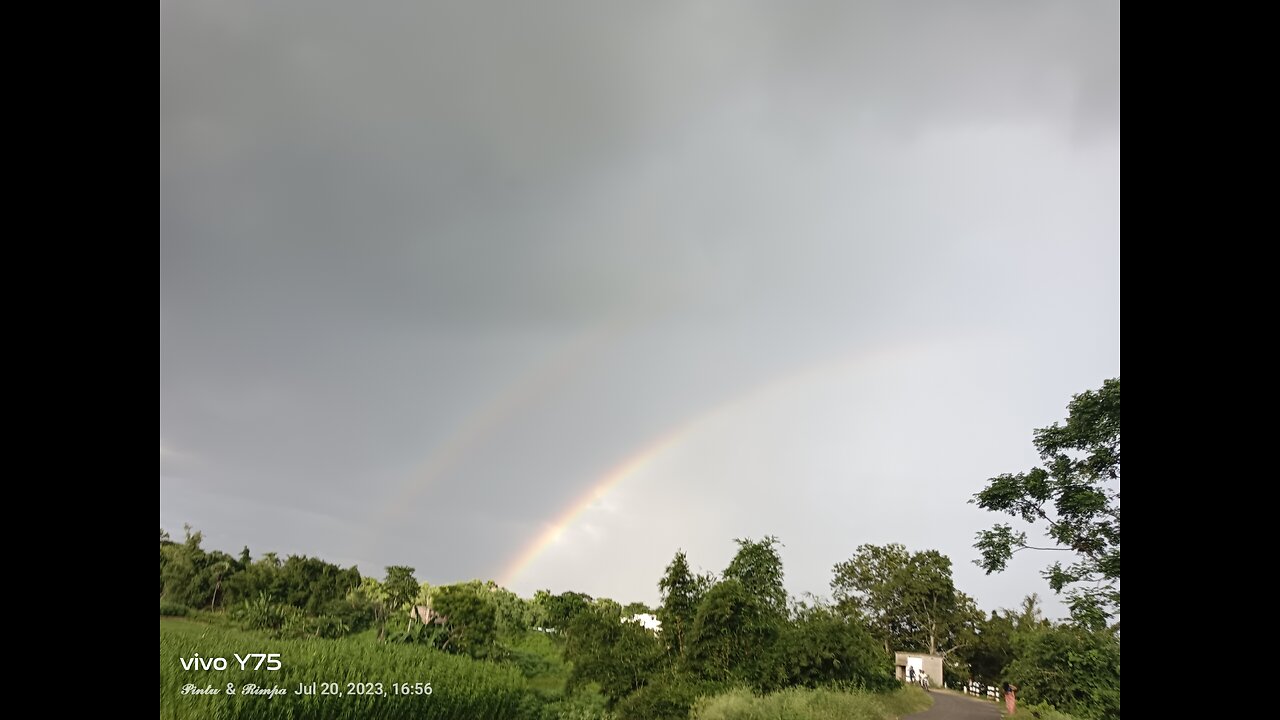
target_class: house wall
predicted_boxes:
[893,651,944,686]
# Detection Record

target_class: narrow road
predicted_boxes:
[905,689,1003,719]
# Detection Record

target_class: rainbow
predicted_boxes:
[373,301,687,535]
[368,295,695,547]
[375,328,615,530]
[496,338,936,588]
[497,429,686,587]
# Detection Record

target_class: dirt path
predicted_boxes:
[905,689,1003,719]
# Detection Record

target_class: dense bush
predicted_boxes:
[767,606,896,693]
[565,606,667,705]
[226,592,355,639]
[160,599,190,617]
[321,596,376,633]
[543,685,617,720]
[1006,624,1120,720]
[161,527,361,614]
[230,592,293,635]
[615,674,712,720]
[686,580,782,688]
[429,583,499,658]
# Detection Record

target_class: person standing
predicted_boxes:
[1004,682,1018,715]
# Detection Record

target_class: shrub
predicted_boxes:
[544,685,616,720]
[615,675,713,720]
[159,599,189,617]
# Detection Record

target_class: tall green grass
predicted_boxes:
[161,618,542,719]
[1019,702,1085,720]
[690,685,932,720]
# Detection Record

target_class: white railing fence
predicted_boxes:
[957,681,1001,701]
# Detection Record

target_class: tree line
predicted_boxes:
[160,530,1117,719]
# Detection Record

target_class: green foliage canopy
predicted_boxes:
[831,544,974,655]
[973,377,1120,628]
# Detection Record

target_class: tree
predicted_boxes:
[942,591,985,662]
[953,595,1050,686]
[622,601,653,617]
[487,584,532,638]
[657,551,700,656]
[384,566,418,609]
[973,378,1120,628]
[831,544,903,652]
[831,544,975,656]
[722,536,787,616]
[430,583,498,658]
[384,566,420,636]
[1013,593,1052,632]
[542,591,594,633]
[160,528,174,595]
[958,610,1015,685]
[207,559,232,611]
[593,597,623,617]
[770,603,896,692]
[685,579,781,688]
[897,551,966,655]
[160,525,213,607]
[266,555,361,614]
[564,604,666,705]
[352,577,391,642]
[531,589,554,629]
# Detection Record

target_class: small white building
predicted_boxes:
[894,651,944,687]
[623,613,662,633]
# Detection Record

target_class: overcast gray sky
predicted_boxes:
[160,1,1119,619]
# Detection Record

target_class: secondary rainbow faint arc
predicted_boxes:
[375,327,616,530]
[371,296,693,539]
[497,339,930,588]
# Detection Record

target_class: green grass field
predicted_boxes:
[161,618,542,719]
[691,686,932,720]
[163,617,936,720]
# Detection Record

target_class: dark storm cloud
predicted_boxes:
[161,1,1118,615]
